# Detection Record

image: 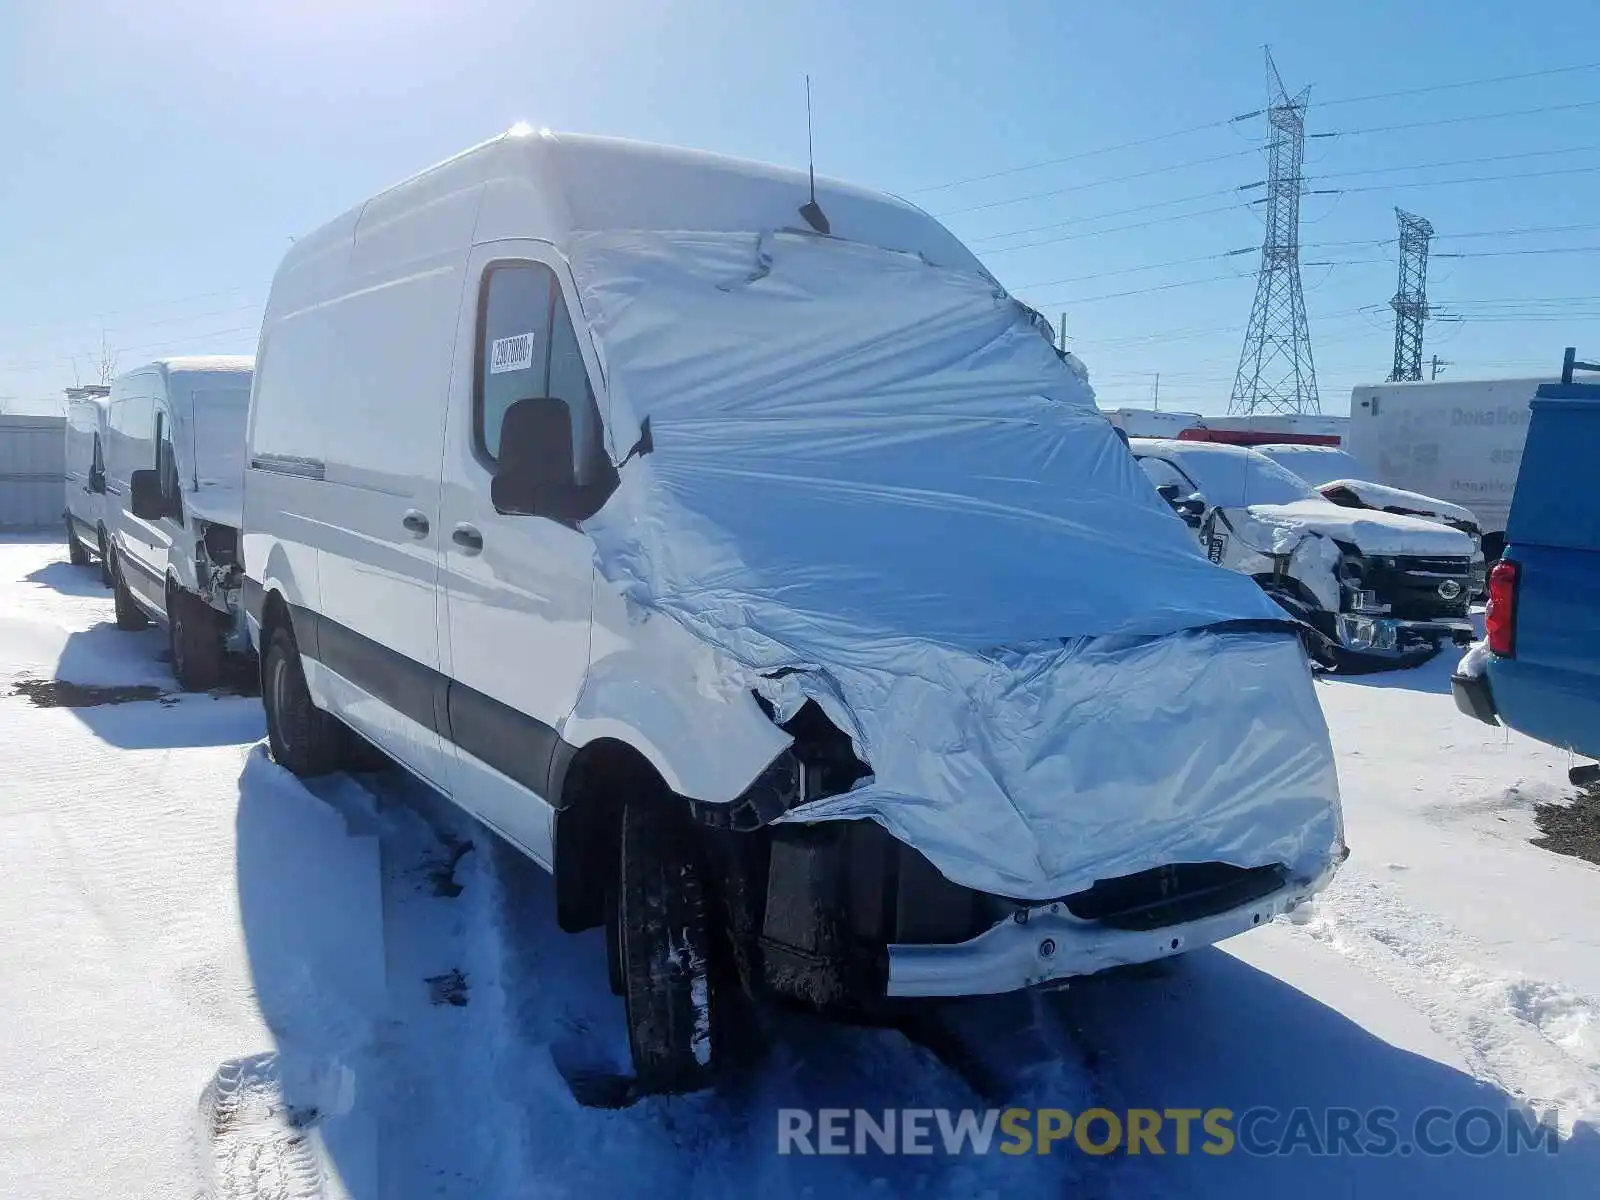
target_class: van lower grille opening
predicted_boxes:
[1063,862,1287,931]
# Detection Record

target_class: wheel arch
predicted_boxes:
[552,737,673,934]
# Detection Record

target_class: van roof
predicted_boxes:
[154,355,254,376]
[279,127,987,282]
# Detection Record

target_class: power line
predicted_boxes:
[968,194,1247,249]
[902,61,1600,198]
[1314,60,1600,110]
[1312,96,1600,141]
[1294,145,1596,185]
[0,283,266,338]
[904,119,1240,194]
[931,152,1255,217]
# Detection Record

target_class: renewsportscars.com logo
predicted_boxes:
[776,1106,1562,1158]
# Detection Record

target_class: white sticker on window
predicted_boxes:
[489,332,536,375]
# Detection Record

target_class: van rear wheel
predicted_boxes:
[170,590,226,692]
[109,549,150,631]
[262,624,343,777]
[618,799,722,1095]
[66,520,89,567]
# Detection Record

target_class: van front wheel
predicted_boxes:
[618,800,722,1095]
[170,590,226,692]
[66,520,89,566]
[262,624,343,777]
[109,550,150,631]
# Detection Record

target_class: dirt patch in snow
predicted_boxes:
[1531,785,1600,867]
[9,677,173,707]
[425,968,469,1007]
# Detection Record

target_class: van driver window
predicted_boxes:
[476,263,555,462]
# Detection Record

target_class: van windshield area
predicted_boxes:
[1162,447,1318,509]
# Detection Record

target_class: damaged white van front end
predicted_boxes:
[566,227,1347,1004]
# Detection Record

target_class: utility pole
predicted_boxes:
[1152,373,1161,410]
[1230,49,1320,416]
[1058,311,1068,353]
[1388,208,1434,382]
[1430,354,1449,381]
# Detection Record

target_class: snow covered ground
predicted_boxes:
[0,537,1596,1198]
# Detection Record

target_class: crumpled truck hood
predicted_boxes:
[1318,478,1478,529]
[569,228,1344,899]
[1243,499,1477,558]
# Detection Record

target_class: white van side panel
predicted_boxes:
[63,398,106,536]
[106,369,171,616]
[249,179,484,793]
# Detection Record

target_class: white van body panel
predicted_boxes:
[106,357,254,622]
[1346,377,1550,540]
[63,395,108,548]
[243,131,1344,1000]
[243,130,986,818]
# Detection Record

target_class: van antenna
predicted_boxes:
[798,75,831,235]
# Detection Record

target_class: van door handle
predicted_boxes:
[401,510,430,538]
[452,524,484,554]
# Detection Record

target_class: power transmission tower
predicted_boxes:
[1387,208,1434,382]
[1229,49,1319,416]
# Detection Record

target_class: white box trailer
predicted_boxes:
[1100,407,1204,438]
[1345,377,1552,556]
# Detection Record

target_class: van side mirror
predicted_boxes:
[88,468,106,495]
[129,469,164,521]
[491,397,579,518]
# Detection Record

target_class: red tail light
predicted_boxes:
[1485,559,1519,657]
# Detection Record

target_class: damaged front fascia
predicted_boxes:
[688,680,872,833]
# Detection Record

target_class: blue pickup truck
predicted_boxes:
[1453,349,1600,776]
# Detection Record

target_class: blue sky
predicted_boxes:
[2,0,1597,414]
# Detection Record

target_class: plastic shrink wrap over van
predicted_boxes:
[571,229,1344,900]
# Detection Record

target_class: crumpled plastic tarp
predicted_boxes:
[571,229,1344,899]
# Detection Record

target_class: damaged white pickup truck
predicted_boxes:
[1132,438,1478,670]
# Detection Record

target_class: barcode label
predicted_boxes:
[489,332,536,374]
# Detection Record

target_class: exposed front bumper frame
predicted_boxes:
[885,853,1344,998]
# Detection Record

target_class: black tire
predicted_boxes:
[109,548,150,631]
[169,589,226,691]
[66,520,89,566]
[605,885,625,997]
[262,623,343,777]
[618,799,722,1094]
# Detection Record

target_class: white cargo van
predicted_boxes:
[1346,377,1553,559]
[104,357,255,689]
[62,386,111,578]
[242,128,1345,1095]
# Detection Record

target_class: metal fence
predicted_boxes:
[0,415,66,531]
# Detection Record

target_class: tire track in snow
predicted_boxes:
[198,1053,327,1200]
[1290,878,1600,1129]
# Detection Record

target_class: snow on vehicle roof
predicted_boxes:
[1254,444,1365,487]
[1129,437,1317,508]
[153,355,254,376]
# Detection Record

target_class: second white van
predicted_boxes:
[105,357,255,689]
